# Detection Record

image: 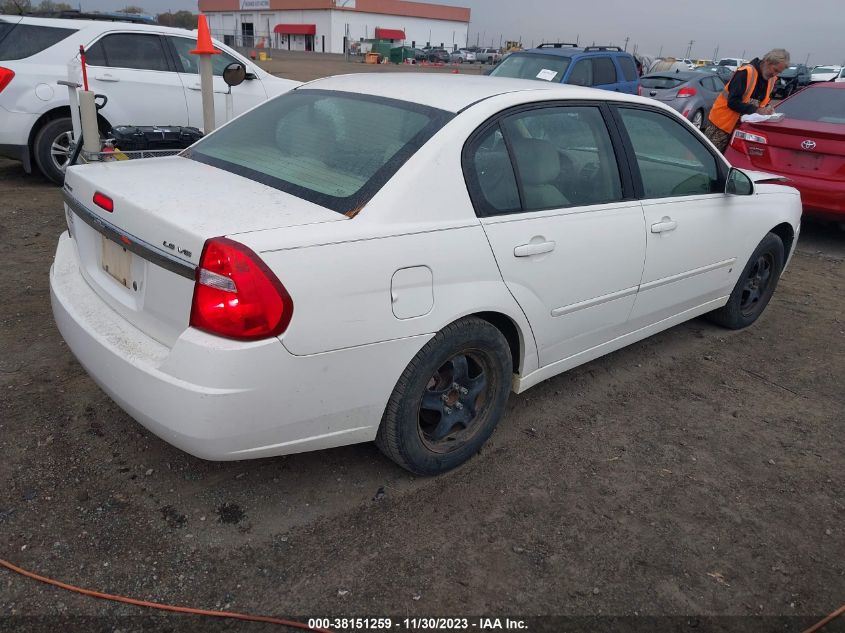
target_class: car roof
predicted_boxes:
[301,73,644,113]
[0,13,197,36]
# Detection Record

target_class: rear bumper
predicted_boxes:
[725,151,845,219]
[50,232,428,461]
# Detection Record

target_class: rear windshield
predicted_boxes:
[0,21,77,60]
[813,67,837,73]
[780,67,798,77]
[490,52,571,83]
[777,88,845,124]
[718,59,736,66]
[188,90,452,214]
[640,76,686,89]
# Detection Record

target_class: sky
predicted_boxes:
[76,0,843,66]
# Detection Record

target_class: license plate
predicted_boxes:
[101,235,133,289]
[788,151,822,172]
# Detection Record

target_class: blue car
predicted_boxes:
[489,44,640,94]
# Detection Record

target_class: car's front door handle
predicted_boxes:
[514,240,556,257]
[189,83,228,94]
[651,217,678,233]
[94,74,120,82]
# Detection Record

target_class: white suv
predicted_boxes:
[0,15,299,183]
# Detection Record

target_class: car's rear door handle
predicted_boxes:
[94,74,120,82]
[651,217,678,233]
[514,240,556,257]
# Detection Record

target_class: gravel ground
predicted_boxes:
[0,54,843,633]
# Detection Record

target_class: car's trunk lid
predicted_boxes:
[738,119,845,179]
[63,156,344,347]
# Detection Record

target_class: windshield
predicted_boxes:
[813,67,837,73]
[718,59,736,66]
[189,90,451,214]
[490,52,571,82]
[780,66,798,77]
[777,87,845,124]
[640,76,686,89]
[0,21,77,60]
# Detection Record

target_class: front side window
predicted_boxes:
[189,90,451,213]
[502,106,623,211]
[567,59,592,86]
[85,33,170,72]
[618,107,721,198]
[490,53,571,83]
[168,36,240,76]
[0,22,77,60]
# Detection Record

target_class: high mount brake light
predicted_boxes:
[190,237,293,341]
[93,192,114,212]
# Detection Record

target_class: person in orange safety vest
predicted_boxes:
[704,49,790,153]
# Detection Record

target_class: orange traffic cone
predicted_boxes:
[190,15,221,55]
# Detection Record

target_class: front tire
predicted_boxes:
[707,232,785,329]
[376,317,512,475]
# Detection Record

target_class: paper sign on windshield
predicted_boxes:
[536,69,558,81]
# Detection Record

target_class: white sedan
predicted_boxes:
[51,74,801,475]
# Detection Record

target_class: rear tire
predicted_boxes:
[707,232,784,329]
[33,117,75,185]
[691,109,705,130]
[376,317,512,475]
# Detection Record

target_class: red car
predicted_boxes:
[725,82,845,221]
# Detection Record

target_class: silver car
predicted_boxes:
[450,49,477,64]
[475,47,502,64]
[638,71,726,129]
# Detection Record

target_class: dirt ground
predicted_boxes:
[1,54,844,633]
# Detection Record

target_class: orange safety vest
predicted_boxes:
[708,64,776,133]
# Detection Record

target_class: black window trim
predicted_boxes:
[461,99,638,219]
[85,32,178,73]
[608,103,729,200]
[163,34,238,75]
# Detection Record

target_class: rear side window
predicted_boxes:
[776,88,845,124]
[465,125,521,215]
[0,22,77,60]
[85,33,169,72]
[189,90,451,213]
[618,56,638,81]
[592,57,618,85]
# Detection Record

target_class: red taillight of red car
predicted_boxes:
[677,86,697,98]
[190,237,293,341]
[0,67,15,93]
[730,129,768,155]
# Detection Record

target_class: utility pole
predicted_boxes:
[741,49,746,59]
[658,45,663,57]
[685,39,694,59]
[804,53,810,65]
[713,45,719,61]
[576,33,579,46]
[623,36,629,51]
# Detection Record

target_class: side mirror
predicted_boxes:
[726,167,754,195]
[222,62,247,88]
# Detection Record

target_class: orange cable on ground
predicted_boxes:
[0,558,333,632]
[802,603,845,633]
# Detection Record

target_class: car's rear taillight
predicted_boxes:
[677,86,697,97]
[730,129,768,154]
[190,237,293,341]
[0,67,14,93]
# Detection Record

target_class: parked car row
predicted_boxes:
[0,13,298,184]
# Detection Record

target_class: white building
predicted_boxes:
[198,0,471,54]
